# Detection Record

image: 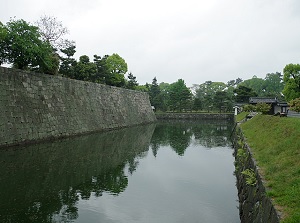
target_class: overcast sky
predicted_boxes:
[1,0,300,87]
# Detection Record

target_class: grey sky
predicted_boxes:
[1,0,300,87]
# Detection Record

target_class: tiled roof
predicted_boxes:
[249,97,278,104]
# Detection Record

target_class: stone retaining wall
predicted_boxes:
[0,67,156,147]
[233,126,280,223]
[156,113,234,120]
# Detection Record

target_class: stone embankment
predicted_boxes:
[0,67,156,147]
[233,126,280,223]
[156,113,234,120]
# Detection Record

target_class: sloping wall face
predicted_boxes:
[0,67,156,147]
[233,126,280,223]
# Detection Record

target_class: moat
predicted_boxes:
[0,120,239,223]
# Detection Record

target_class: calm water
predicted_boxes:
[0,121,239,223]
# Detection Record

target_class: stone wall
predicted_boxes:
[0,67,156,147]
[156,113,234,121]
[233,126,280,223]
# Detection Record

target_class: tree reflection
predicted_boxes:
[0,124,155,223]
[168,125,192,156]
[85,164,128,197]
[0,161,132,223]
[0,121,234,223]
[150,124,171,157]
[150,122,192,156]
[192,123,232,148]
[128,159,139,175]
[150,120,234,155]
[59,188,79,220]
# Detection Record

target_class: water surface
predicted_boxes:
[0,121,239,223]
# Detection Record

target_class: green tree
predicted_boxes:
[237,73,283,99]
[282,64,300,101]
[289,97,300,113]
[0,21,8,65]
[74,55,97,81]
[93,54,109,84]
[233,85,258,103]
[195,81,226,112]
[243,104,256,112]
[226,85,236,109]
[126,72,138,90]
[135,84,150,92]
[227,78,243,87]
[39,51,60,75]
[227,80,236,87]
[192,97,202,111]
[239,75,265,96]
[149,77,161,110]
[235,77,243,85]
[105,53,128,87]
[264,72,284,98]
[59,44,77,78]
[168,79,192,111]
[213,91,229,112]
[256,102,271,115]
[158,82,170,111]
[0,18,54,71]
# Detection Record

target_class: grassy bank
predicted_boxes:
[236,111,248,122]
[240,115,300,223]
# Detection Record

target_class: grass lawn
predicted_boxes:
[240,115,300,223]
[236,111,248,122]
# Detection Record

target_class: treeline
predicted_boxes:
[0,16,138,89]
[149,64,300,113]
[148,72,284,112]
[1,16,300,112]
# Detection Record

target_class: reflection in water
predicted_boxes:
[0,124,155,223]
[0,120,239,223]
[151,120,234,156]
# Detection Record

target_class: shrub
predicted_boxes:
[256,103,271,114]
[243,104,256,112]
[289,97,300,113]
[241,168,257,186]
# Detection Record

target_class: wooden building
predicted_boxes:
[249,97,289,115]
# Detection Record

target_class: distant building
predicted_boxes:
[249,97,289,115]
[276,102,289,114]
